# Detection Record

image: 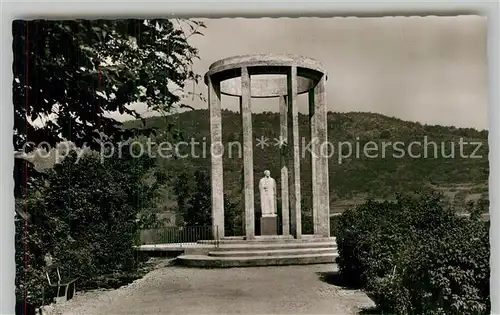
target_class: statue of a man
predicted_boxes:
[259,170,277,217]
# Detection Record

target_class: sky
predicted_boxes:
[124,15,489,130]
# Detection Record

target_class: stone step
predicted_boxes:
[215,241,337,251]
[176,252,338,268]
[198,236,336,244]
[208,247,336,257]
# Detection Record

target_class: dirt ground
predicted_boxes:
[46,262,375,315]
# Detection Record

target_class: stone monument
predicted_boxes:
[205,53,330,240]
[259,170,277,235]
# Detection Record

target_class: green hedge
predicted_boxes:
[335,192,490,314]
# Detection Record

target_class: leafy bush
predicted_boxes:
[15,200,53,311]
[16,148,165,309]
[335,192,490,314]
[336,198,403,287]
[329,214,341,236]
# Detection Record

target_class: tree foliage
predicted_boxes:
[172,169,212,227]
[13,19,205,313]
[184,170,212,226]
[13,19,205,152]
[171,167,243,235]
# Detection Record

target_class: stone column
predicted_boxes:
[312,74,330,237]
[208,75,224,238]
[279,95,290,236]
[287,66,302,239]
[241,67,255,240]
[309,88,318,235]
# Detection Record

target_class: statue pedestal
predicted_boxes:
[260,215,278,235]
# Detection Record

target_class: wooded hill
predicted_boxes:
[124,109,489,215]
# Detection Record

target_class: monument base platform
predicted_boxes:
[260,216,277,235]
[175,236,338,268]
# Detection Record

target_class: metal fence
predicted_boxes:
[138,225,219,246]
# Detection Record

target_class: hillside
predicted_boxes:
[124,109,489,215]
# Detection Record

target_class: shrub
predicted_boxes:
[335,192,490,314]
[402,218,489,315]
[329,214,341,236]
[15,202,53,312]
[16,148,165,309]
[335,198,404,287]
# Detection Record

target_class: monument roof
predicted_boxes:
[204,53,327,98]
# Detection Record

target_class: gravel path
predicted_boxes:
[46,262,375,315]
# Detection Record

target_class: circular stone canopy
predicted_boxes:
[204,53,327,99]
